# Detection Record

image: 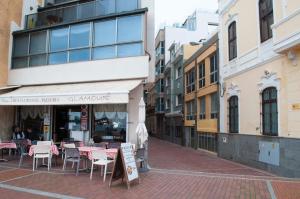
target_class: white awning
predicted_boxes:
[0,80,141,106]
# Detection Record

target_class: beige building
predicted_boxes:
[219,0,300,138]
[218,0,300,177]
[0,0,23,140]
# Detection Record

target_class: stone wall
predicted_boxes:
[218,133,300,178]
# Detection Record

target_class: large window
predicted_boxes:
[259,0,274,43]
[228,96,239,133]
[186,68,195,93]
[210,53,218,84]
[186,100,196,120]
[199,96,206,120]
[262,87,278,136]
[210,92,218,119]
[198,61,205,88]
[228,21,237,61]
[12,14,144,69]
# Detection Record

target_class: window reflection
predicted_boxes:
[50,28,68,52]
[70,23,90,48]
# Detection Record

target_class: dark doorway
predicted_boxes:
[53,106,81,142]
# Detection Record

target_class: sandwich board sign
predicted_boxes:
[109,143,139,189]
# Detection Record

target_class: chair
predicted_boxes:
[90,150,114,182]
[18,141,29,167]
[93,142,107,148]
[37,141,51,146]
[62,148,81,176]
[135,148,146,169]
[108,142,121,149]
[61,143,76,165]
[32,145,52,171]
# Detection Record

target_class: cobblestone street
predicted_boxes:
[0,137,299,199]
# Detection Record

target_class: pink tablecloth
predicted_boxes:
[28,145,59,156]
[78,147,118,160]
[0,143,17,150]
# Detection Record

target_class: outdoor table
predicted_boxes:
[78,147,118,160]
[28,144,59,156]
[0,142,17,161]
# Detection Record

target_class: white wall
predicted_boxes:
[141,0,155,83]
[8,56,149,86]
[127,83,143,145]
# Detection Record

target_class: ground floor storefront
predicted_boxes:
[164,116,184,146]
[0,80,144,145]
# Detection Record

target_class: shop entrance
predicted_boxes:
[53,106,82,143]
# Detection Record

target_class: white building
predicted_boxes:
[0,0,154,145]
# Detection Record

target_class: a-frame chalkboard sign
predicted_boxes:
[109,143,140,189]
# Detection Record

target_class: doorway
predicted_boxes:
[53,106,81,142]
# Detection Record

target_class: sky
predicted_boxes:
[155,0,219,32]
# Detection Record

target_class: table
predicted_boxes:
[28,145,59,156]
[78,147,118,160]
[0,142,17,161]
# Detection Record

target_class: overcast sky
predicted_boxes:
[155,0,218,32]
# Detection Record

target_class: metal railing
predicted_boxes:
[26,0,139,29]
[45,0,76,6]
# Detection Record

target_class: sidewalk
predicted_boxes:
[0,137,298,199]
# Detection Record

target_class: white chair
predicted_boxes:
[90,150,114,182]
[37,141,52,146]
[32,145,51,171]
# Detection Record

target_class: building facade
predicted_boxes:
[218,0,300,177]
[0,0,23,140]
[0,0,154,145]
[151,10,218,138]
[184,33,219,151]
[164,43,200,145]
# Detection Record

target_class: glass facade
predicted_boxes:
[27,0,140,29]
[12,14,144,69]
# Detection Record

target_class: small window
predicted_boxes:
[70,23,90,48]
[210,53,218,84]
[176,94,182,106]
[94,19,116,46]
[199,96,206,120]
[262,87,278,136]
[117,15,142,43]
[186,68,195,93]
[198,61,205,88]
[116,0,138,12]
[228,21,237,61]
[30,31,47,55]
[228,96,239,133]
[117,43,142,57]
[259,0,274,42]
[50,27,69,52]
[210,92,218,119]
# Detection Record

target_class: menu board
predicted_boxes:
[109,143,139,189]
[121,143,139,181]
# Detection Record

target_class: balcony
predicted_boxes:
[272,10,300,53]
[44,0,78,7]
[26,0,141,29]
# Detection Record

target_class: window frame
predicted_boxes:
[198,61,205,88]
[262,87,278,136]
[210,92,218,119]
[228,21,237,61]
[199,96,206,120]
[186,68,196,93]
[210,53,218,84]
[259,0,274,43]
[228,96,239,133]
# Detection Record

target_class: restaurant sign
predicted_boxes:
[0,93,129,105]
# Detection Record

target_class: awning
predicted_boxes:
[0,80,141,106]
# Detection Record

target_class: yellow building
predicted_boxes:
[184,34,219,151]
[218,0,300,177]
[0,0,23,140]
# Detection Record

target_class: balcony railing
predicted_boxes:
[45,0,77,6]
[26,0,140,29]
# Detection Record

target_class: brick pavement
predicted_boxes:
[0,137,298,199]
